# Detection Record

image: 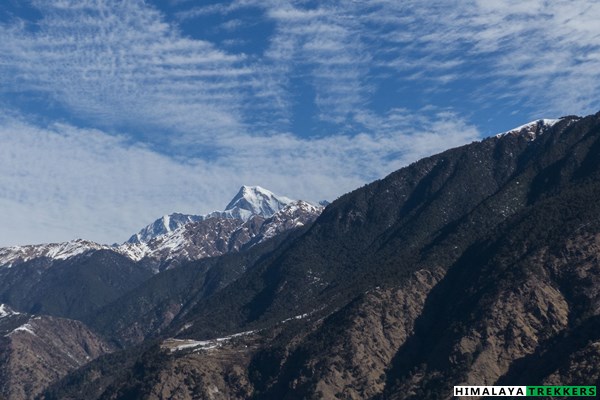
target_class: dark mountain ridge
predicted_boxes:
[0,251,153,321]
[167,116,584,339]
[86,224,312,347]
[36,112,600,398]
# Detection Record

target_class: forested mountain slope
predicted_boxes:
[44,113,600,399]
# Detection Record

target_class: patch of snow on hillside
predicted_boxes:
[495,119,560,140]
[115,241,151,262]
[280,313,310,324]
[0,304,18,318]
[165,330,256,353]
[9,323,36,336]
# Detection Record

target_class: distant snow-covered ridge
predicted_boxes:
[0,239,109,269]
[0,303,20,319]
[118,199,323,270]
[127,185,296,244]
[0,186,324,270]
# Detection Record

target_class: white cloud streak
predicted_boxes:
[362,0,600,115]
[1,0,599,245]
[180,0,600,127]
[0,0,251,141]
[3,0,598,136]
[0,110,478,246]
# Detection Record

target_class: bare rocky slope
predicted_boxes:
[0,305,112,400]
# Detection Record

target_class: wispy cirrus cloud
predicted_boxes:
[1,0,599,246]
[3,0,598,142]
[183,0,600,129]
[257,1,374,127]
[361,0,600,116]
[0,0,251,145]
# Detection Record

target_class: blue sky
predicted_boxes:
[1,0,599,246]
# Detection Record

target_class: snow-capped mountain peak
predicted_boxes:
[117,198,324,271]
[1,186,322,273]
[495,119,561,141]
[224,186,294,217]
[127,186,296,245]
[127,213,203,244]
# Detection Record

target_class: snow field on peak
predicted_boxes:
[495,119,560,139]
[117,199,323,265]
[225,185,295,217]
[128,186,296,246]
[0,187,323,271]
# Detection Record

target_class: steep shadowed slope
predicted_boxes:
[43,113,600,399]
[0,251,153,321]
[86,224,311,347]
[172,116,586,339]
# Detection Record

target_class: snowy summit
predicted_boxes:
[224,186,295,219]
[495,119,561,141]
[128,186,295,244]
[0,185,322,273]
